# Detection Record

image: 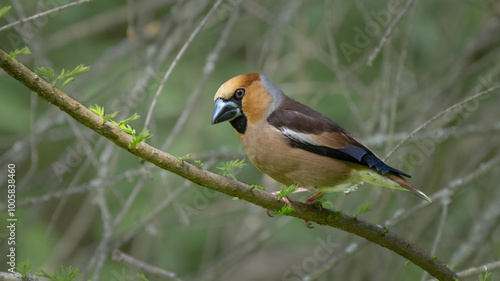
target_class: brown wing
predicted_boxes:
[267,97,410,177]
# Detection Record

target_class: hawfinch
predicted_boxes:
[212,73,431,204]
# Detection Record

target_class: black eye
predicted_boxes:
[234,88,245,100]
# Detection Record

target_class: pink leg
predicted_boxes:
[267,191,293,217]
[267,190,323,228]
[302,192,325,228]
[304,192,325,205]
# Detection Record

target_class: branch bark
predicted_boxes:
[0,48,460,281]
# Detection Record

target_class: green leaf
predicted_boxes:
[120,124,136,136]
[276,205,294,215]
[104,113,142,135]
[446,264,456,270]
[118,113,140,126]
[0,5,12,18]
[89,104,118,124]
[478,272,491,281]
[103,111,119,124]
[249,184,265,191]
[16,259,32,278]
[194,160,204,168]
[67,64,91,76]
[355,201,372,218]
[178,153,192,163]
[334,211,342,221]
[53,64,90,85]
[89,104,105,117]
[61,77,75,89]
[382,227,389,234]
[54,68,66,84]
[6,46,31,60]
[130,129,152,148]
[315,197,334,210]
[136,273,149,281]
[217,159,246,180]
[36,265,79,281]
[276,184,298,200]
[35,66,55,82]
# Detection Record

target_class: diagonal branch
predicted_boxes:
[0,48,460,281]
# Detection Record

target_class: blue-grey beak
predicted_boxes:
[212,98,242,125]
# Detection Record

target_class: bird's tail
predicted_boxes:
[386,173,432,202]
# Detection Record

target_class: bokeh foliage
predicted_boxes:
[1,1,500,280]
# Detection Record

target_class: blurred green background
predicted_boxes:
[1,0,500,280]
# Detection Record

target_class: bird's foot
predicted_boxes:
[281,195,292,207]
[301,192,325,228]
[304,192,325,206]
[266,191,293,217]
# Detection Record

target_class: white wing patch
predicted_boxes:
[278,127,318,146]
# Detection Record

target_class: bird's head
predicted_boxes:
[212,73,284,133]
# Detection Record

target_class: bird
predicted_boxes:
[211,73,431,207]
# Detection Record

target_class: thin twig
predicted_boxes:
[22,95,39,192]
[450,189,500,267]
[386,2,416,152]
[306,240,365,280]
[112,176,146,229]
[112,180,191,248]
[0,168,144,210]
[420,198,450,281]
[366,0,420,66]
[143,0,223,130]
[324,0,364,135]
[457,260,500,278]
[89,144,116,281]
[196,217,293,281]
[161,2,239,151]
[385,154,500,227]
[112,249,183,281]
[385,84,500,160]
[426,259,500,281]
[0,0,93,32]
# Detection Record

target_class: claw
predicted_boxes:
[266,209,274,217]
[303,219,314,228]
[301,192,325,227]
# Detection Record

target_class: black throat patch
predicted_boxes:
[230,115,247,134]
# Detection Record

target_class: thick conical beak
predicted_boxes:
[212,98,242,125]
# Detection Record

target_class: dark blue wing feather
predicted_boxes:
[338,145,410,177]
[288,140,410,177]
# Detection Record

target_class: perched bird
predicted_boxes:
[212,73,431,205]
